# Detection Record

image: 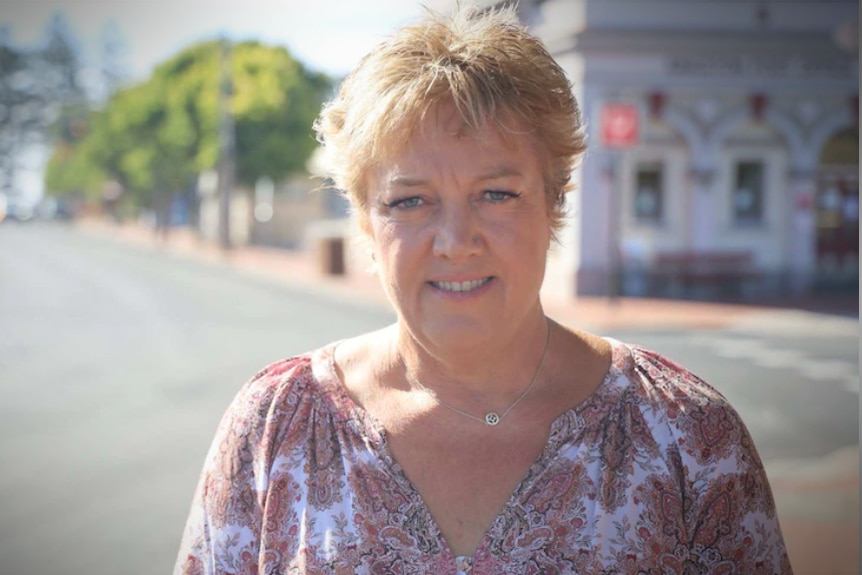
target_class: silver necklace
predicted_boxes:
[404,321,551,427]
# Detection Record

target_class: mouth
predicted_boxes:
[428,277,493,293]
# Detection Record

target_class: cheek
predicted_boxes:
[527,205,553,250]
[488,211,551,252]
[369,221,413,277]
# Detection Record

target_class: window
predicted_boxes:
[634,163,663,223]
[732,161,765,224]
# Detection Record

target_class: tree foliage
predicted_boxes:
[232,41,331,185]
[43,38,332,211]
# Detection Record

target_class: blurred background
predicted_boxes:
[0,0,858,573]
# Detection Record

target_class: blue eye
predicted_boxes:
[485,190,519,202]
[388,197,423,209]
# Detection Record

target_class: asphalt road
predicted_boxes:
[0,222,857,574]
[0,222,393,575]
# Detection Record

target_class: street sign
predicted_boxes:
[602,104,639,148]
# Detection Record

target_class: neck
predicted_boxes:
[394,307,551,400]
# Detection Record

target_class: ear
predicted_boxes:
[353,230,377,274]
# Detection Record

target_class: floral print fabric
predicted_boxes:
[175,339,792,574]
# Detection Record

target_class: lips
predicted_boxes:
[429,278,493,292]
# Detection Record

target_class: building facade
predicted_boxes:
[481,0,859,300]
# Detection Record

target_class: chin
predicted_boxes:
[411,315,500,351]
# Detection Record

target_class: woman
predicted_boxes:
[175,5,791,574]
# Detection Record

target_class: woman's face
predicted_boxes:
[366,106,552,353]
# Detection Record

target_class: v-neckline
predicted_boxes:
[311,338,627,566]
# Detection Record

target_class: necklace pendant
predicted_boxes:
[484,412,501,426]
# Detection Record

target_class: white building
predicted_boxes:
[477,0,859,300]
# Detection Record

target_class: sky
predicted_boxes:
[0,0,451,79]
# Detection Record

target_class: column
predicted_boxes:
[786,168,818,294]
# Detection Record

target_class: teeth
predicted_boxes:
[434,278,490,292]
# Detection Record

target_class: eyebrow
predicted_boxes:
[388,167,524,187]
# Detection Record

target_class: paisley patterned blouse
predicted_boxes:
[175,339,792,574]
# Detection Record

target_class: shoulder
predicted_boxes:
[625,343,729,410]
[618,341,761,470]
[208,350,333,471]
[605,342,789,569]
[227,354,316,426]
[175,352,324,573]
[197,348,346,497]
[619,343,789,569]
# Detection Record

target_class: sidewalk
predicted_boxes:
[77,218,859,573]
[767,446,860,574]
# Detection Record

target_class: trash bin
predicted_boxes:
[306,219,349,276]
[318,235,345,276]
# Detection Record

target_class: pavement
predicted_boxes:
[76,218,859,574]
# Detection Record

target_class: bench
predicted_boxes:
[651,250,757,297]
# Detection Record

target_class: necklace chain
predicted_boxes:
[404,321,551,427]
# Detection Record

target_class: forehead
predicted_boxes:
[377,136,536,193]
[375,105,540,182]
[419,101,527,147]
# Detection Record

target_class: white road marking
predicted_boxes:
[691,334,859,394]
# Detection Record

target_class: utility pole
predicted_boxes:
[601,102,639,303]
[217,37,235,251]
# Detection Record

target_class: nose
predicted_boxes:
[432,203,482,259]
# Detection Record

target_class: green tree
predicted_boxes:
[43,38,331,223]
[42,108,103,201]
[232,41,331,185]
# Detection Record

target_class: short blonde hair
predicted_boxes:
[313,4,586,235]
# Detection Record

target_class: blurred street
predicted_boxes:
[0,220,858,574]
[0,221,394,574]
